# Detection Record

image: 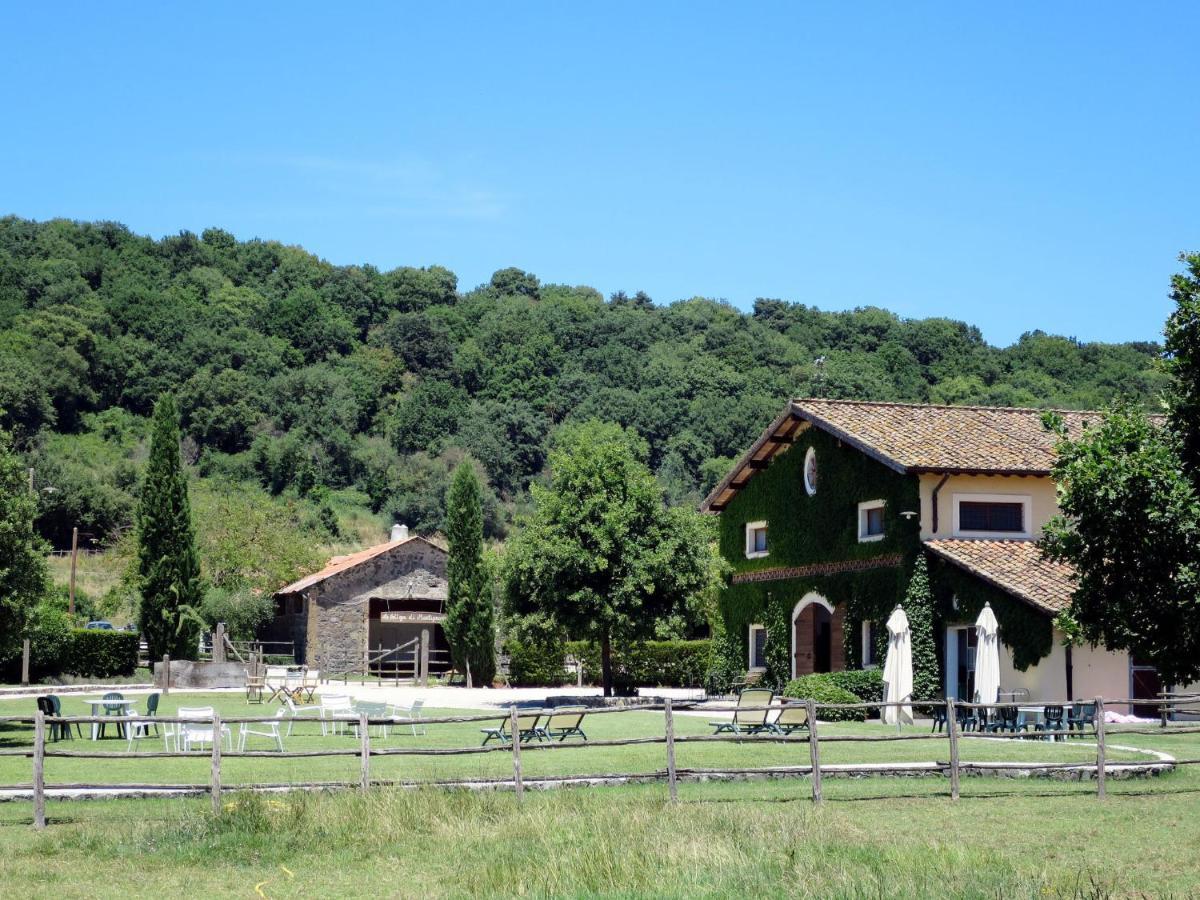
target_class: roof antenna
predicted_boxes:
[813,356,827,398]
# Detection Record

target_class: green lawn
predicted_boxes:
[1,692,1198,897]
[0,692,1162,788]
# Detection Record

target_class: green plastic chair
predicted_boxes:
[46,694,81,741]
[144,693,161,736]
[99,692,126,739]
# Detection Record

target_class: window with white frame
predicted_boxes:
[952,493,1032,538]
[803,446,818,496]
[861,620,880,668]
[749,624,768,670]
[744,520,769,558]
[858,499,886,542]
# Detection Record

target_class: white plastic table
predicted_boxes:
[77,696,137,740]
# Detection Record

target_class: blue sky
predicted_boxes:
[3,3,1197,345]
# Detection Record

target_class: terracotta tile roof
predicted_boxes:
[276,534,445,595]
[699,398,1144,513]
[924,538,1076,616]
[793,399,1101,476]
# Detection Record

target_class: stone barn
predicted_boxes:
[264,526,450,675]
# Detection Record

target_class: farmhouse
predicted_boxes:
[263,525,451,675]
[702,399,1162,712]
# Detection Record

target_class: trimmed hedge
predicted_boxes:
[568,640,714,690]
[66,630,140,678]
[506,639,714,688]
[506,640,569,687]
[783,674,867,722]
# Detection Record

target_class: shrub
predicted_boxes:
[68,629,140,678]
[506,640,568,687]
[823,669,885,704]
[783,674,867,722]
[24,603,74,679]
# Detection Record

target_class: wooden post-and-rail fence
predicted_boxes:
[14,693,1200,828]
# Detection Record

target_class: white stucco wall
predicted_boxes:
[919,473,1059,540]
[998,630,1131,713]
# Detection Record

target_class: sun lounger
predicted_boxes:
[766,702,809,735]
[537,708,587,742]
[480,712,543,746]
[710,687,776,734]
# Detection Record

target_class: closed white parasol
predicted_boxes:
[882,605,913,726]
[974,602,1001,705]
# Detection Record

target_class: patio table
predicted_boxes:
[77,695,141,740]
[1017,706,1065,740]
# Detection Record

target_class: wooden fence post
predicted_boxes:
[360,712,371,791]
[1094,696,1106,799]
[510,705,523,801]
[805,699,822,805]
[162,654,170,695]
[21,639,30,687]
[946,698,960,801]
[32,710,46,829]
[665,699,678,802]
[211,713,222,815]
[420,629,430,687]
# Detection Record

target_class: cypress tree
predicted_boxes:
[444,462,495,685]
[138,395,203,660]
[904,553,941,701]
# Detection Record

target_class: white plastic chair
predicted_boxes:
[124,703,153,751]
[320,695,354,736]
[238,709,286,751]
[177,706,233,752]
[389,698,427,736]
[282,693,322,736]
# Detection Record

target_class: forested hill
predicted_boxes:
[0,216,1165,549]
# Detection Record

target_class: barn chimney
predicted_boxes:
[390,523,409,542]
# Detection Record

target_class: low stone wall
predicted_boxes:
[154,660,245,689]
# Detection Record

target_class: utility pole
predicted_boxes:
[28,467,35,495]
[68,526,79,618]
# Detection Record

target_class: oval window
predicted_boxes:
[803,447,818,496]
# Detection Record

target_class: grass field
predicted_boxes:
[2,692,1197,898]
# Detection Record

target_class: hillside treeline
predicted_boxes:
[0,216,1165,549]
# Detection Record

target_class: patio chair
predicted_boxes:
[177,706,233,752]
[321,695,355,736]
[238,709,287,751]
[480,712,543,746]
[244,669,265,703]
[1067,702,1096,737]
[388,698,427,736]
[354,701,390,739]
[263,666,289,703]
[537,708,588,742]
[125,700,155,751]
[710,687,775,735]
[98,692,127,739]
[1036,705,1066,739]
[299,668,320,702]
[144,692,161,735]
[985,705,1026,734]
[282,692,322,736]
[45,695,82,741]
[766,702,809,735]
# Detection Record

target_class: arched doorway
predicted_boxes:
[791,593,835,679]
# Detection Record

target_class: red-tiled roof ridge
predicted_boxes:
[276,534,445,595]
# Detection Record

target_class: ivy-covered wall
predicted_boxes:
[929,557,1054,671]
[718,426,922,573]
[716,425,923,687]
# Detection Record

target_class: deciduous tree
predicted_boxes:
[503,421,719,696]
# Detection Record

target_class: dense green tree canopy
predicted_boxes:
[0,430,50,664]
[0,216,1168,553]
[443,461,495,686]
